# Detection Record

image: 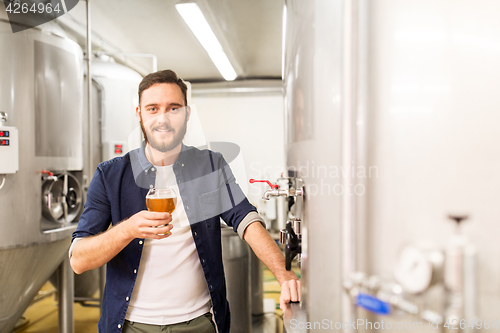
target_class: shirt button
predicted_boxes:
[182,163,184,167]
[118,324,122,328]
[134,269,137,273]
[209,285,213,290]
[186,205,189,210]
[214,311,217,315]
[151,167,155,171]
[150,184,153,188]
[194,231,197,236]
[139,240,143,245]
[126,297,129,301]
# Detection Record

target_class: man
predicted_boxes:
[70,70,300,333]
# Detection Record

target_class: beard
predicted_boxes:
[140,113,188,153]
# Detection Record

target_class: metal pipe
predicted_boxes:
[30,288,57,305]
[463,248,477,333]
[191,86,282,96]
[263,189,289,200]
[86,0,93,188]
[99,265,106,316]
[89,76,105,175]
[341,0,359,331]
[57,14,150,75]
[57,255,74,333]
[94,51,157,73]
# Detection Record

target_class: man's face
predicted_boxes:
[137,83,190,153]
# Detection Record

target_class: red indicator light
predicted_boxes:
[0,131,3,136]
[115,144,123,148]
[1,140,5,145]
[115,148,122,154]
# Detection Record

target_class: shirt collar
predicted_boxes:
[137,140,153,171]
[137,141,192,171]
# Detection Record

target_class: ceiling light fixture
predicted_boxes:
[175,2,237,81]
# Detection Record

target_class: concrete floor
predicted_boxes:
[14,285,99,332]
[14,267,292,333]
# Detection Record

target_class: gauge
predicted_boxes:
[394,245,433,294]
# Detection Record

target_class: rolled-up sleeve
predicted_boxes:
[236,211,266,239]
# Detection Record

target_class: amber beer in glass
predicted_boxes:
[146,188,177,234]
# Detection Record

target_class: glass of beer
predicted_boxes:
[146,188,177,234]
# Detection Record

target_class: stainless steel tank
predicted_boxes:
[221,225,251,333]
[283,1,500,332]
[283,0,344,329]
[0,9,84,332]
[91,56,144,161]
[249,249,264,316]
[70,57,145,301]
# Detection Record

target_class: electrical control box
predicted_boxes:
[103,141,128,161]
[0,126,19,173]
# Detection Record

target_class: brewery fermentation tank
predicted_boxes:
[283,0,344,328]
[0,13,84,333]
[283,0,500,332]
[90,56,143,163]
[221,225,252,333]
[70,56,145,300]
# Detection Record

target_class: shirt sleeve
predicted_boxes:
[214,153,259,233]
[236,211,266,239]
[68,237,82,258]
[72,166,112,241]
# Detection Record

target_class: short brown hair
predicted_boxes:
[138,70,188,106]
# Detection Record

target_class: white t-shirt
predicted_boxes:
[125,165,211,325]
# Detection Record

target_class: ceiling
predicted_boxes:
[64,0,284,82]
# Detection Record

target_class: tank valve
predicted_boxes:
[42,170,58,181]
[250,177,303,270]
[448,214,468,234]
[249,178,279,189]
[293,218,301,235]
[249,178,303,200]
[283,219,301,271]
[280,228,287,244]
[0,112,7,123]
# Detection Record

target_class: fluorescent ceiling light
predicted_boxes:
[176,2,237,81]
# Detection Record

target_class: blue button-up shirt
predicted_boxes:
[73,143,257,333]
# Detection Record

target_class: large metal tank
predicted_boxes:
[283,0,344,329]
[0,8,84,332]
[91,56,143,162]
[363,0,500,331]
[284,1,500,332]
[69,56,144,300]
[221,225,251,333]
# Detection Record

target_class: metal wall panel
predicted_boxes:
[34,40,82,160]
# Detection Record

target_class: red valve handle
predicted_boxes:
[249,179,279,189]
[42,170,54,177]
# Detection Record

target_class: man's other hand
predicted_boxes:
[280,279,301,311]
